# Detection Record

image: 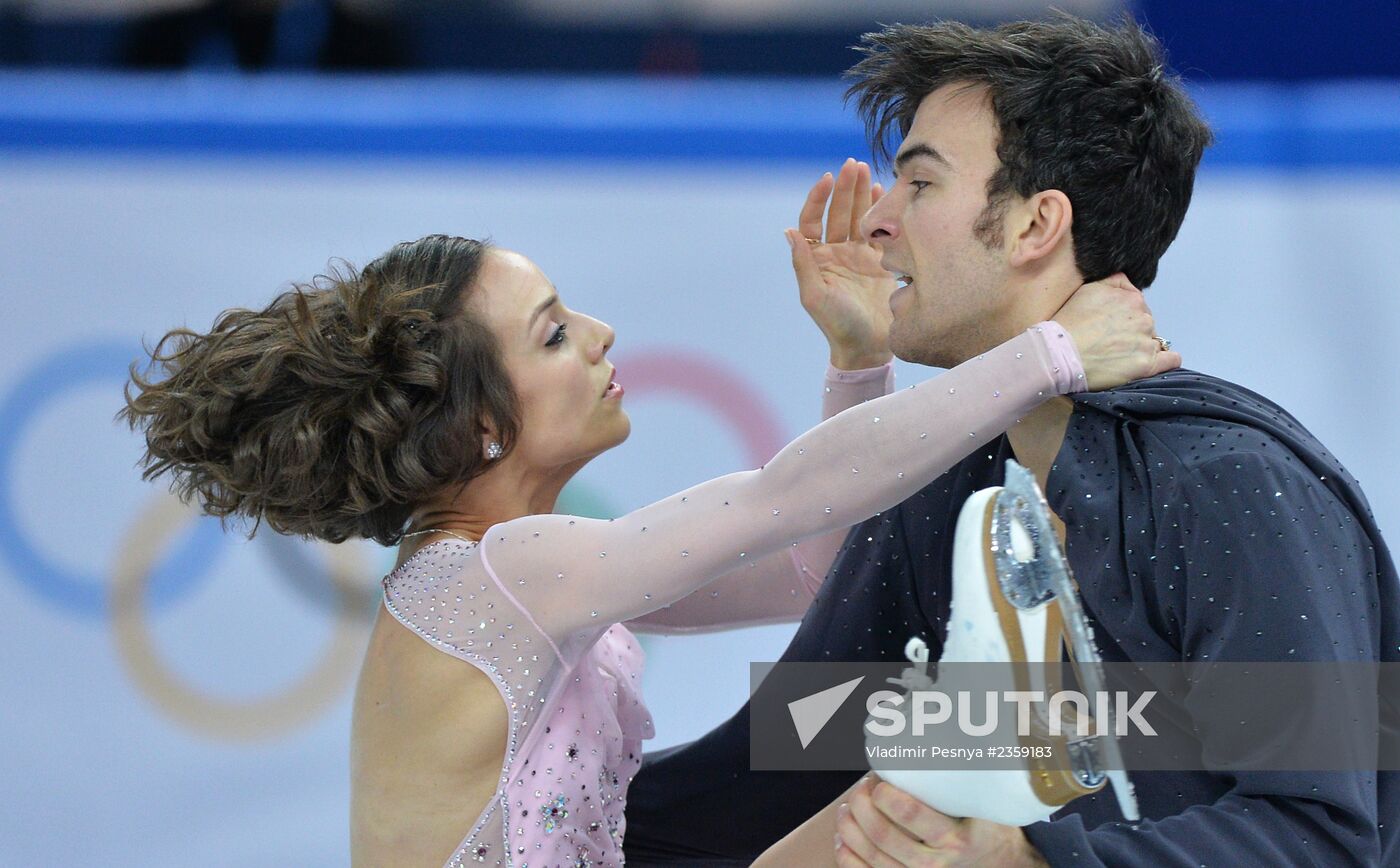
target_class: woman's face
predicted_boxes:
[470,248,628,470]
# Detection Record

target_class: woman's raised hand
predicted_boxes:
[1052,273,1183,390]
[786,158,896,370]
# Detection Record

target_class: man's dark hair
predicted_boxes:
[847,15,1212,287]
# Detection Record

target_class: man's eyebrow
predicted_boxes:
[893,144,952,176]
[528,293,559,332]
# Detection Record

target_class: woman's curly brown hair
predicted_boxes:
[119,234,517,546]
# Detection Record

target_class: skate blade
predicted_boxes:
[987,460,1139,822]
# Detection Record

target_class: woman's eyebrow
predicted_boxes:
[527,293,559,333]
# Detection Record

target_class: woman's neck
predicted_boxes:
[403,458,580,545]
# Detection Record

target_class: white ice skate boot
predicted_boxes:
[865,460,1138,826]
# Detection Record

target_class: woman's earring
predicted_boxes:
[486,442,503,460]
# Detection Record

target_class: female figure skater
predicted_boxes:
[121,164,1175,867]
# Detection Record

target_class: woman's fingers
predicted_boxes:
[825,158,859,243]
[850,162,873,241]
[1151,348,1184,376]
[799,172,836,242]
[834,840,872,868]
[835,799,904,868]
[1054,277,1177,389]
[797,160,878,246]
[787,229,825,307]
[1101,271,1137,292]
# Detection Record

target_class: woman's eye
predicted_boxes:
[910,180,932,193]
[545,322,568,347]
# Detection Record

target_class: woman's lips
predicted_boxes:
[604,380,624,399]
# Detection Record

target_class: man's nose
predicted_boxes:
[860,194,899,244]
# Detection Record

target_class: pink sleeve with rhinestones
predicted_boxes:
[625,362,894,633]
[478,323,1082,643]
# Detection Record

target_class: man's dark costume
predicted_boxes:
[624,370,1398,867]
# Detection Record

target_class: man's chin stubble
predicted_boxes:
[892,338,961,370]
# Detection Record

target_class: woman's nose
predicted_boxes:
[587,318,615,363]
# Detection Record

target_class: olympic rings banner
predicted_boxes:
[1,74,1397,865]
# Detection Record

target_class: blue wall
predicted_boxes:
[3,73,1398,168]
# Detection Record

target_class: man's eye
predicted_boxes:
[545,323,568,347]
[910,180,932,192]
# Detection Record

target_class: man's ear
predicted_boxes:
[1008,189,1072,268]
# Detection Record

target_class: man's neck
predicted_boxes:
[1006,396,1075,492]
[993,267,1080,481]
[1005,397,1075,543]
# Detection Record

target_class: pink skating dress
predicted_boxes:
[381,324,1085,867]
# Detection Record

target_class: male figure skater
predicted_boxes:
[625,16,1398,867]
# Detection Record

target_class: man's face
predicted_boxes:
[860,82,1016,368]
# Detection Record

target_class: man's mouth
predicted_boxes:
[883,257,914,290]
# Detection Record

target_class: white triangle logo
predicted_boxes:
[788,676,865,749]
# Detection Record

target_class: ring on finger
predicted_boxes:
[806,237,823,245]
[1153,335,1172,352]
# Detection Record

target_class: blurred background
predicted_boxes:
[0,1,1396,864]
